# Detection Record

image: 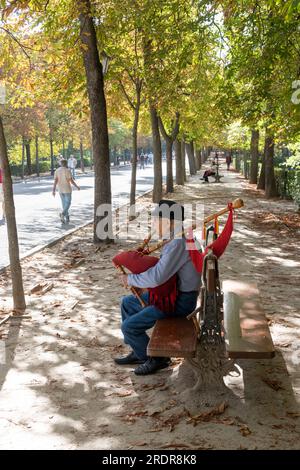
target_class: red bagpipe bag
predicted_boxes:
[112,250,177,314]
[186,203,234,273]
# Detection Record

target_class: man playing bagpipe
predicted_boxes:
[113,200,202,376]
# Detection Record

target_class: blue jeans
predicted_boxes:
[120,291,198,361]
[70,168,76,179]
[59,193,72,219]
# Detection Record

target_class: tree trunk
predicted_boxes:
[0,117,26,311]
[195,147,201,170]
[181,139,186,181]
[129,104,140,217]
[264,130,278,198]
[149,105,162,203]
[35,135,40,177]
[165,138,173,193]
[158,113,179,194]
[21,137,25,180]
[80,139,85,172]
[90,137,94,169]
[175,139,184,185]
[50,133,54,176]
[257,136,266,190]
[79,0,112,242]
[25,140,32,175]
[249,129,259,184]
[185,141,196,175]
[62,135,65,158]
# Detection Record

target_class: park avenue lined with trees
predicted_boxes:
[0,0,299,453]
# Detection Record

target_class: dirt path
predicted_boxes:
[0,163,299,449]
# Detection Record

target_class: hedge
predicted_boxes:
[233,155,300,209]
[9,157,92,177]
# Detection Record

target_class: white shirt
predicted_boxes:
[68,157,77,169]
[55,167,72,193]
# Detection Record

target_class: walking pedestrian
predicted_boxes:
[68,154,77,179]
[140,152,145,169]
[225,153,232,171]
[52,159,80,224]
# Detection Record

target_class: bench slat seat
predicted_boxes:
[223,280,275,359]
[147,317,198,358]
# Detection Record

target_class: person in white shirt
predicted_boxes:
[52,159,80,224]
[67,155,77,179]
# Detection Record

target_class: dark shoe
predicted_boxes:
[134,357,171,376]
[114,351,145,365]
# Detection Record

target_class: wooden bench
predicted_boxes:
[147,317,198,358]
[201,173,224,183]
[223,280,275,359]
[147,280,275,360]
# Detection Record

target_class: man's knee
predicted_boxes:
[120,294,133,310]
[121,317,133,336]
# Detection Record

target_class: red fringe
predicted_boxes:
[149,274,177,314]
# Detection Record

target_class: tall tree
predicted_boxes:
[264,129,278,197]
[35,135,40,177]
[78,0,112,242]
[257,135,266,190]
[185,141,196,176]
[158,113,180,193]
[0,116,26,312]
[174,138,184,185]
[24,139,32,175]
[195,148,202,171]
[116,77,143,216]
[249,129,259,184]
[181,139,186,182]
[149,105,163,202]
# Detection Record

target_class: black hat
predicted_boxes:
[152,199,184,221]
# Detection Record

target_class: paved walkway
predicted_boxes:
[0,161,299,449]
[0,164,162,269]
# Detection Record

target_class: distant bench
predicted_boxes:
[147,280,275,360]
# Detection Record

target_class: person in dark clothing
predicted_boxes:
[226,154,232,170]
[201,161,216,183]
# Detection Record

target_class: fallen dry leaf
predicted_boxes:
[262,377,284,391]
[140,382,165,391]
[105,390,133,398]
[158,411,186,432]
[29,282,54,295]
[186,402,228,426]
[286,411,300,419]
[239,425,252,437]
